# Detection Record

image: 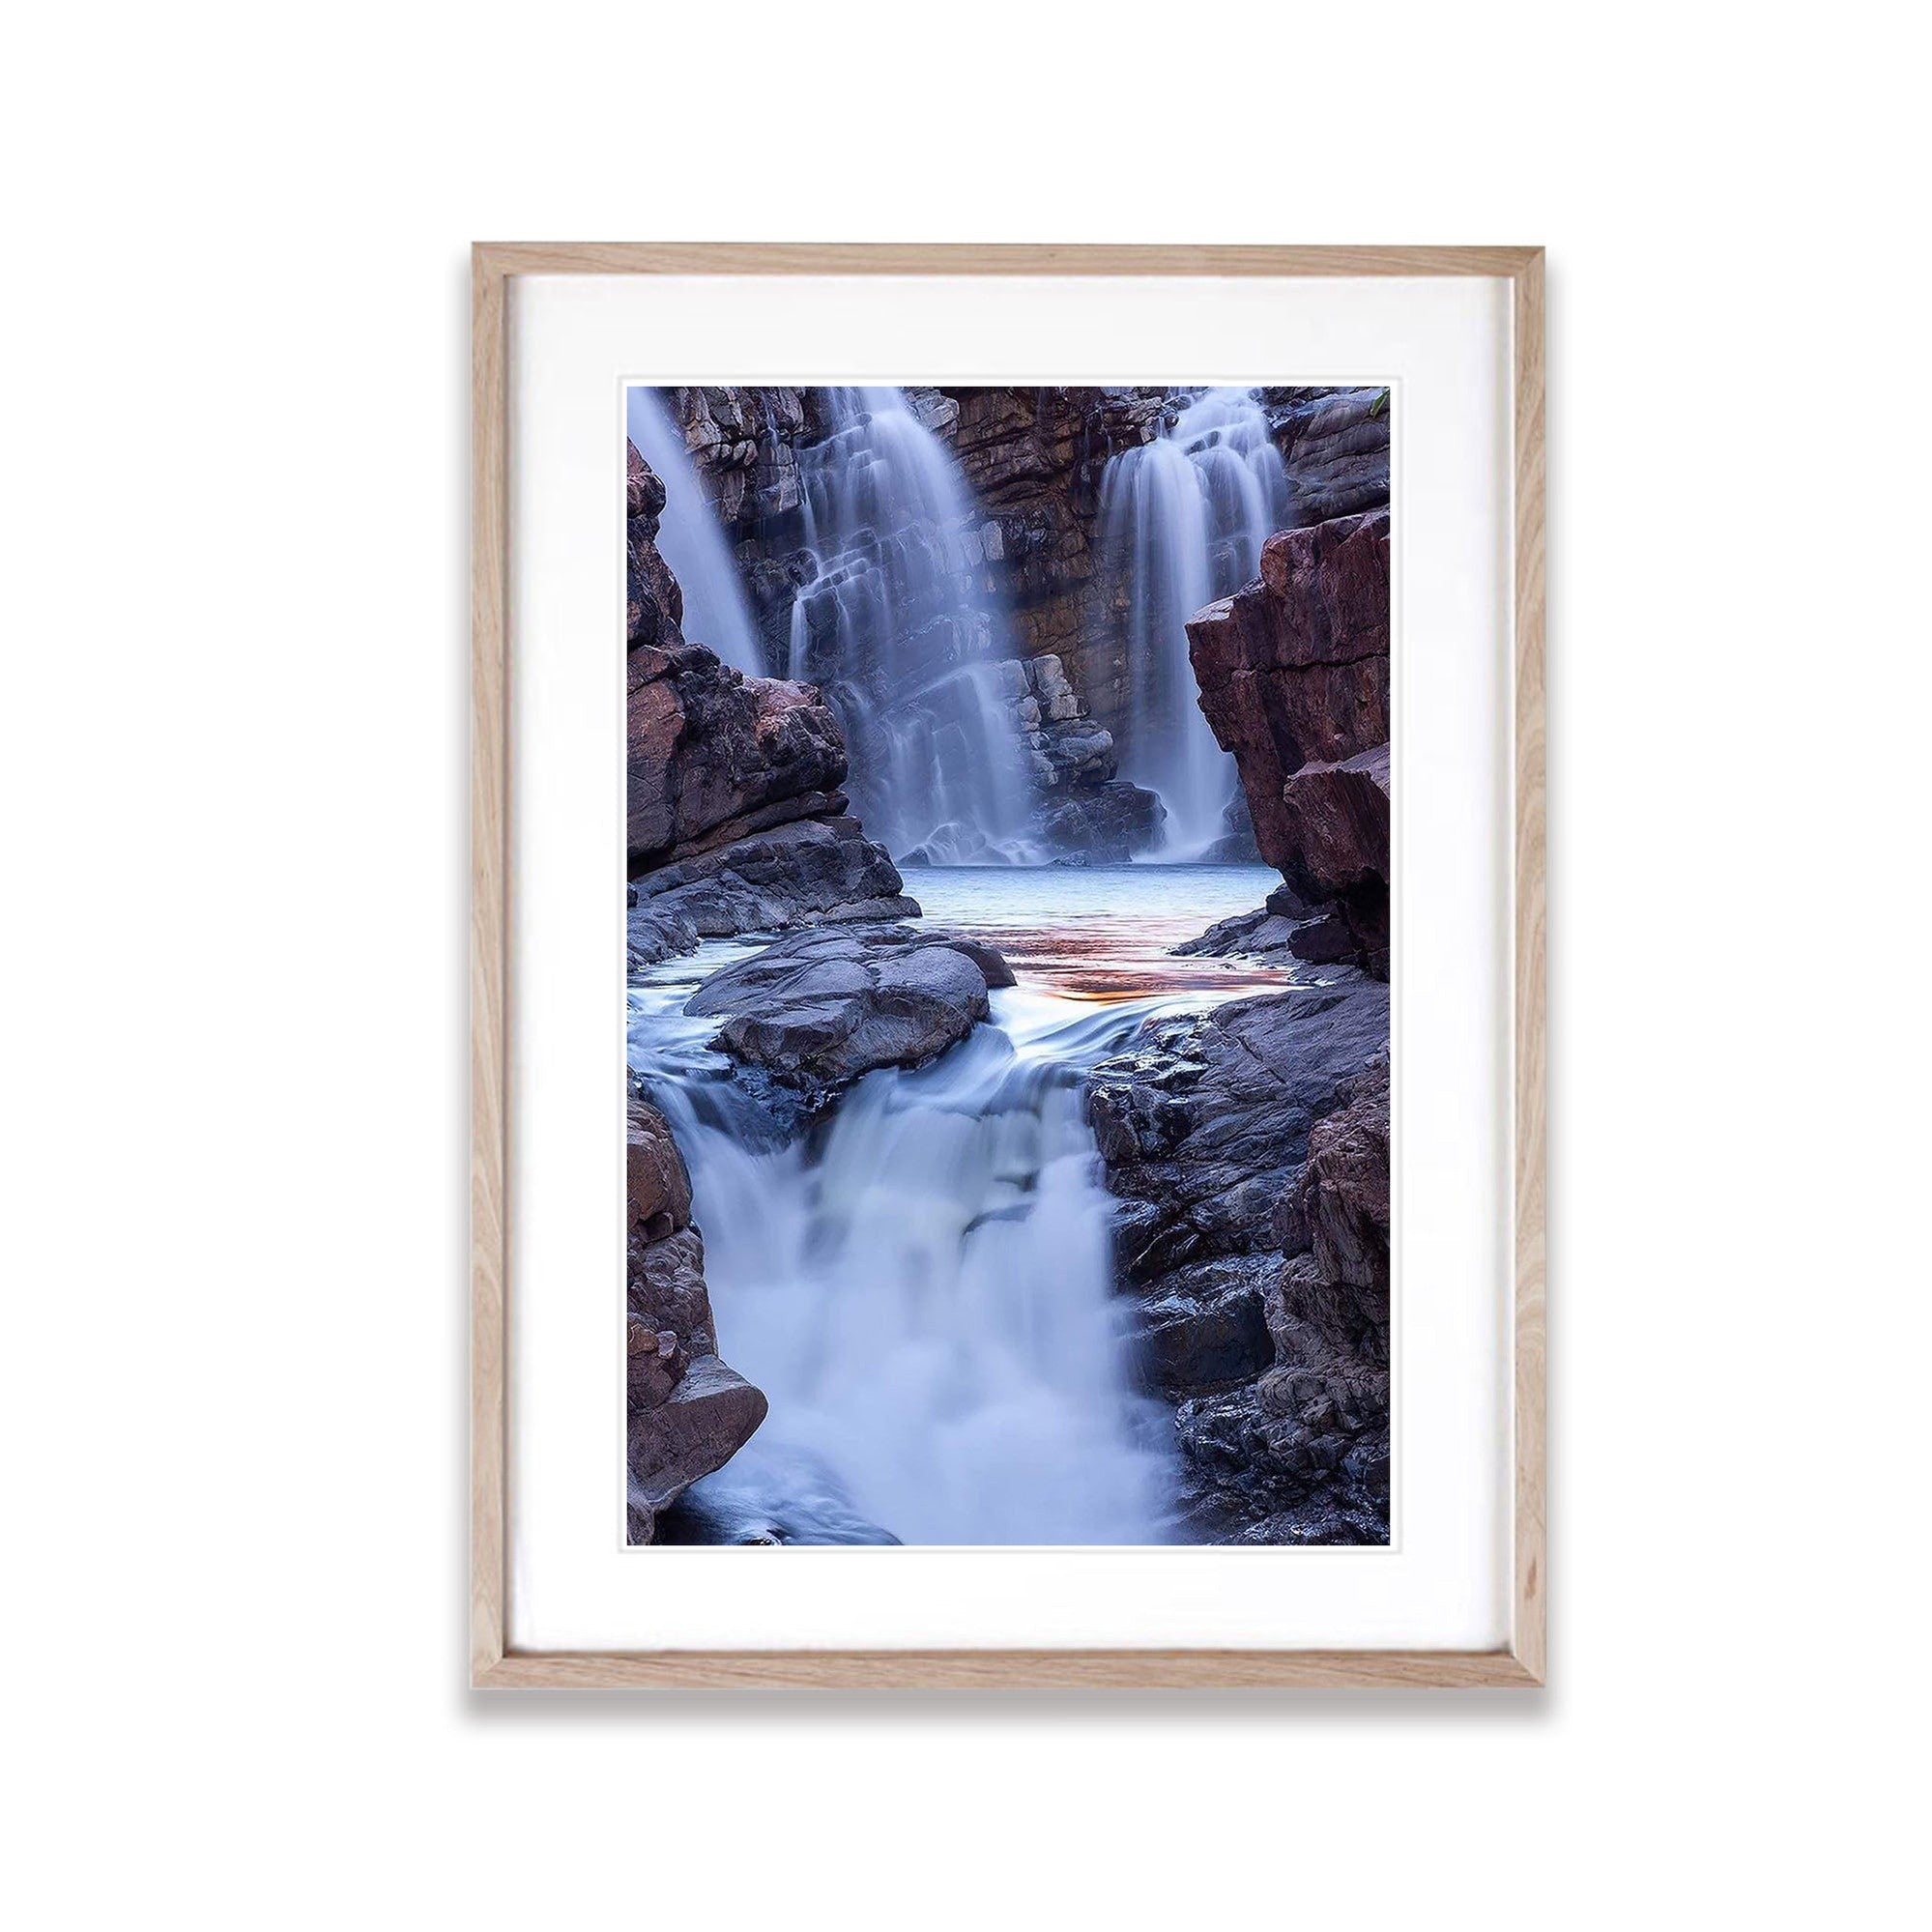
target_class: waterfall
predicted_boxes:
[624,387,764,675]
[785,388,1031,865]
[630,946,1185,1545]
[1097,388,1293,857]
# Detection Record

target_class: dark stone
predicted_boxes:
[1031,780,1166,863]
[685,923,1011,1088]
[1084,978,1391,1542]
[636,815,917,938]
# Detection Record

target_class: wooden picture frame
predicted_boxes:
[472,244,1545,1688]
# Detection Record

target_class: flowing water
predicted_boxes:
[786,388,1031,864]
[624,388,765,675]
[1097,389,1294,857]
[629,864,1291,1545]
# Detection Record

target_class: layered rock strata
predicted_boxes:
[626,1093,767,1543]
[1185,507,1392,976]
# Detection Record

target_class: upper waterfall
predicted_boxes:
[1096,388,1292,856]
[624,387,764,675]
[785,388,1031,864]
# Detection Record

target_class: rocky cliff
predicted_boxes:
[1186,508,1392,973]
[626,1092,766,1543]
[625,441,916,962]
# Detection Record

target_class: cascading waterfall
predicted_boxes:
[621,863,1295,1545]
[624,387,764,675]
[1096,388,1293,857]
[785,388,1031,865]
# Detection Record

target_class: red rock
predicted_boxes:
[627,1095,692,1243]
[625,643,849,872]
[1185,509,1390,875]
[1280,744,1390,903]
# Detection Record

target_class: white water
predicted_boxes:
[787,388,1031,864]
[624,387,764,675]
[628,864,1290,1544]
[1096,389,1294,857]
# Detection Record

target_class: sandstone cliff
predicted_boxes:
[1185,507,1392,974]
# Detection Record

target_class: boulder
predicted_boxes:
[1030,780,1165,863]
[626,1095,693,1243]
[625,903,700,972]
[634,814,917,937]
[685,924,1011,1087]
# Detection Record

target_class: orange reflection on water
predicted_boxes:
[956,922,1290,1003]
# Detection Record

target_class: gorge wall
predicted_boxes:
[656,384,1390,860]
[626,440,917,966]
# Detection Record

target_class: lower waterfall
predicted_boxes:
[629,864,1283,1545]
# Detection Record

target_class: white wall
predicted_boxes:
[4,4,1922,1925]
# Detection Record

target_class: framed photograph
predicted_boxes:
[472,245,1544,1687]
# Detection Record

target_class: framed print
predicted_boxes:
[472,245,1545,1687]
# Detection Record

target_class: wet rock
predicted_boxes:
[625,903,700,970]
[1087,977,1390,1274]
[634,815,917,937]
[625,1092,768,1542]
[1131,1254,1279,1395]
[628,1354,770,1535]
[685,924,1011,1087]
[1085,978,1391,1542]
[1282,744,1391,898]
[1030,780,1165,863]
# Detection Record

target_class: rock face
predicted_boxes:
[1186,508,1390,866]
[685,924,1011,1091]
[1262,386,1392,524]
[1085,976,1391,1541]
[625,441,911,951]
[626,1093,767,1543]
[1185,506,1392,977]
[626,441,684,650]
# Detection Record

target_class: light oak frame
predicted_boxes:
[472,244,1546,1688]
